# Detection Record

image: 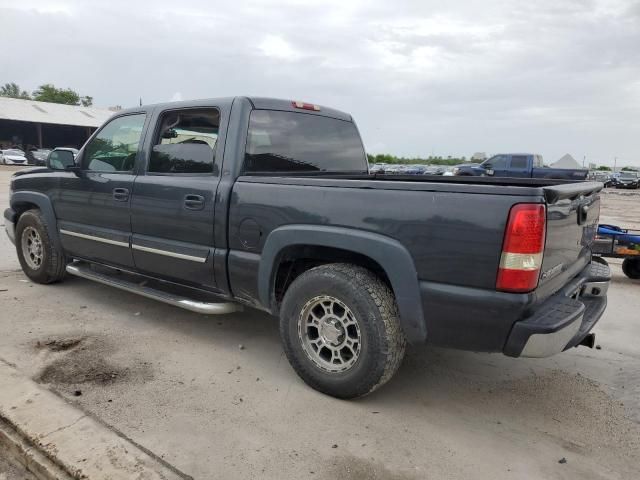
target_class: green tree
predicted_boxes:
[0,82,30,99]
[32,84,81,105]
[621,166,638,171]
[80,96,93,107]
[596,165,611,171]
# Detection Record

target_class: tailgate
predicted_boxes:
[537,182,602,299]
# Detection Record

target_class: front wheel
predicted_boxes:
[280,264,406,399]
[16,209,66,284]
[622,258,640,279]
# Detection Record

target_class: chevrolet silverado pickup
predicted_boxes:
[4,97,610,398]
[454,153,589,180]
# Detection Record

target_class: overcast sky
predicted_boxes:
[1,0,639,166]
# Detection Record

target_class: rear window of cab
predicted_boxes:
[244,110,367,174]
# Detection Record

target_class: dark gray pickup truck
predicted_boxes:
[4,97,610,398]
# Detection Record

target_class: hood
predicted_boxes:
[11,167,49,177]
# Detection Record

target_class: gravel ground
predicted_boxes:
[0,450,35,480]
[1,166,639,479]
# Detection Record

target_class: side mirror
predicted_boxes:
[47,150,77,171]
[483,163,495,176]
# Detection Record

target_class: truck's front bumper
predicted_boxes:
[4,208,16,245]
[503,259,610,357]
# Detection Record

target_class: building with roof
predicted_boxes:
[0,97,114,150]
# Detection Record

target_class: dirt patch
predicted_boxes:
[37,358,126,385]
[36,337,83,352]
[323,455,417,480]
[33,336,152,386]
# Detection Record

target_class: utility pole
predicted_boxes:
[614,157,617,172]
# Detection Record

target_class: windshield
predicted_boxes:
[620,172,638,178]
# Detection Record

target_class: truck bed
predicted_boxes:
[229,174,602,351]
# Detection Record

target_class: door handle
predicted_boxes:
[184,194,205,210]
[113,188,129,202]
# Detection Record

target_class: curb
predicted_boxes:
[0,360,191,480]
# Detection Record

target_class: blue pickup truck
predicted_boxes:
[454,153,588,180]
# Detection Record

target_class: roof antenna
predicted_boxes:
[139,97,142,107]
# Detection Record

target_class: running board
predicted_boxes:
[65,262,242,315]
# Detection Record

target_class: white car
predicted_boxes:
[0,149,28,165]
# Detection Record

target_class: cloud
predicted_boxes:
[1,0,639,166]
[258,35,301,60]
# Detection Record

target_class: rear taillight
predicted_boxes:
[496,203,546,293]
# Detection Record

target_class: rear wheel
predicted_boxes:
[622,258,640,279]
[280,263,406,399]
[16,209,66,284]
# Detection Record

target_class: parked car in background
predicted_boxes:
[588,172,613,187]
[382,164,405,174]
[371,164,445,175]
[30,149,52,166]
[423,165,445,175]
[403,164,427,175]
[454,154,588,180]
[615,171,640,189]
[369,163,386,174]
[0,149,28,165]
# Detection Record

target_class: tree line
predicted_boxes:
[594,165,637,172]
[0,82,93,107]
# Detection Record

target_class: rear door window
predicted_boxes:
[148,108,219,175]
[244,110,367,173]
[510,155,529,169]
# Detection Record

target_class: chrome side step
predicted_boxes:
[66,262,242,315]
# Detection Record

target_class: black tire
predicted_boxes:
[279,263,406,399]
[622,258,640,279]
[15,209,66,284]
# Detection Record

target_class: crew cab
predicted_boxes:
[4,97,609,398]
[454,153,588,180]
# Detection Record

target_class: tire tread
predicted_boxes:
[280,263,406,398]
[16,209,66,284]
